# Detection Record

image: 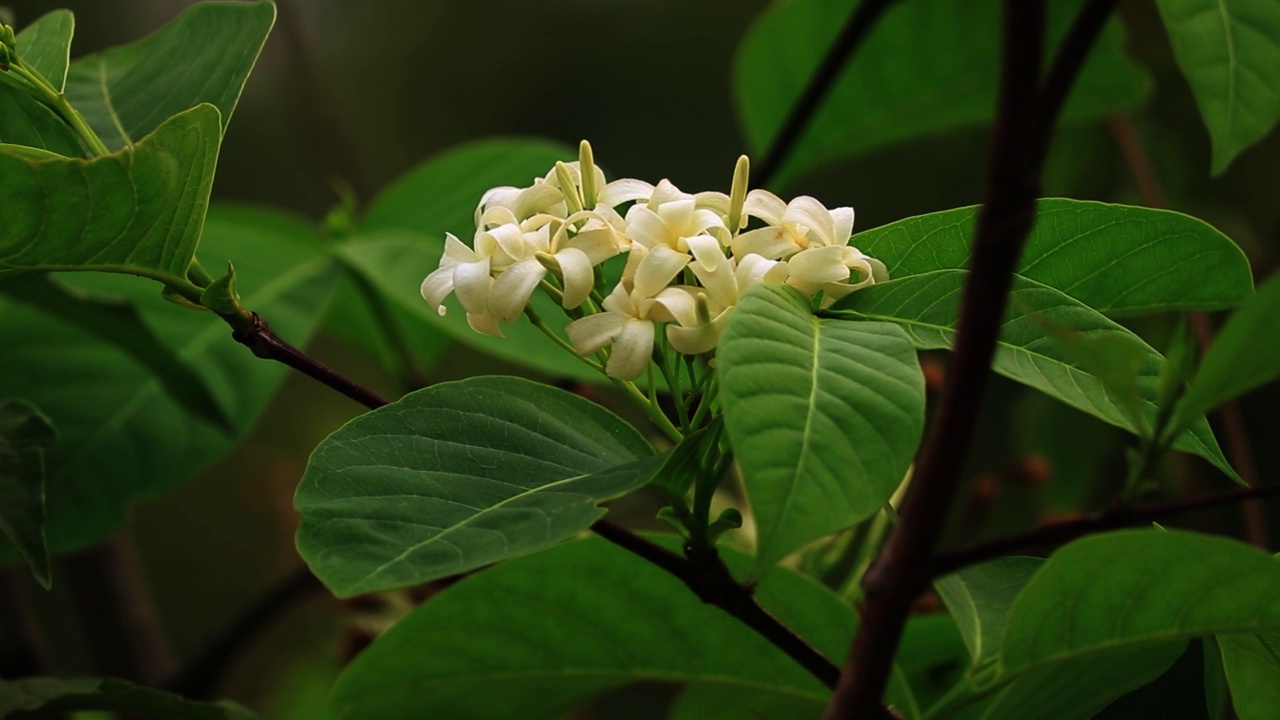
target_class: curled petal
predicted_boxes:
[694,191,731,214]
[649,179,690,207]
[783,196,838,247]
[788,246,851,287]
[657,199,697,237]
[633,244,691,298]
[685,234,727,272]
[743,189,788,226]
[475,186,521,227]
[420,265,456,316]
[606,318,656,380]
[626,206,669,250]
[452,257,493,315]
[691,208,730,239]
[441,232,480,266]
[467,311,503,337]
[483,224,531,263]
[554,247,595,309]
[731,226,795,260]
[600,178,655,207]
[488,258,546,323]
[478,205,520,229]
[667,309,732,355]
[566,311,628,356]
[831,207,856,245]
[564,227,624,263]
[649,286,699,326]
[736,253,790,288]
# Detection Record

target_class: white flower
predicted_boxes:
[420,229,504,335]
[565,280,698,380]
[664,237,788,354]
[475,181,566,230]
[785,244,889,306]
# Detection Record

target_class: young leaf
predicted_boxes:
[0,676,255,719]
[1173,272,1280,438]
[1155,0,1280,174]
[1216,632,1280,720]
[736,0,1146,184]
[996,530,1280,682]
[718,284,925,576]
[935,556,1043,669]
[0,274,233,433]
[0,104,221,284]
[330,537,853,720]
[0,206,340,558]
[831,271,1238,483]
[0,399,54,588]
[0,93,89,155]
[63,0,275,149]
[854,199,1253,318]
[14,10,73,91]
[295,376,659,596]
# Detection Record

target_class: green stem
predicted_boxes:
[522,304,604,374]
[187,258,216,288]
[6,62,110,157]
[614,377,682,444]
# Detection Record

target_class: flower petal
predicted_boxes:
[452,257,493,315]
[554,247,595,309]
[788,246,851,286]
[731,226,795,260]
[420,265,456,315]
[667,309,731,354]
[783,196,838,247]
[736,253,790,288]
[488,258,547,322]
[649,286,699,325]
[633,244,691,298]
[606,318,656,380]
[743,189,787,226]
[600,178,655,207]
[831,206,855,245]
[626,205,670,250]
[467,311,503,337]
[566,312,628,356]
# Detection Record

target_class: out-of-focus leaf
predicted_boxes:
[0,399,54,588]
[935,557,1043,670]
[1217,631,1280,720]
[0,676,255,719]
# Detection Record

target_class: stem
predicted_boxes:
[61,533,177,683]
[230,312,390,410]
[614,377,683,444]
[590,519,839,689]
[164,565,324,699]
[1108,112,1269,548]
[931,483,1280,577]
[4,61,110,157]
[754,0,899,187]
[824,2,1048,716]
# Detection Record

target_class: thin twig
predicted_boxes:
[61,534,177,684]
[231,312,390,410]
[931,483,1280,577]
[590,520,840,689]
[824,2,1048,716]
[165,565,325,699]
[1108,112,1269,548]
[754,0,898,188]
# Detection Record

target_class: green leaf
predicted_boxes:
[831,270,1238,482]
[855,199,1253,318]
[1155,0,1280,173]
[1095,642,1223,720]
[0,676,256,719]
[342,138,603,381]
[719,284,925,576]
[295,376,658,596]
[15,10,73,91]
[1217,632,1280,720]
[0,93,88,155]
[0,104,221,283]
[996,530,1280,682]
[1174,272,1280,438]
[0,274,233,433]
[330,537,853,719]
[736,0,1147,185]
[63,0,274,149]
[935,556,1042,669]
[0,399,54,588]
[0,205,340,557]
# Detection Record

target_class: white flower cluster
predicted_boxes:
[421,142,888,380]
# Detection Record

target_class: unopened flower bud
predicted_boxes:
[578,140,598,208]
[728,154,749,234]
[554,161,585,215]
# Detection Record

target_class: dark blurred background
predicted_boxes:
[4,0,1279,717]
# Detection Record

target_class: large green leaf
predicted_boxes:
[0,92,86,155]
[0,399,54,588]
[0,205,340,558]
[1174,272,1280,437]
[935,557,1043,670]
[296,376,658,597]
[0,104,221,283]
[854,200,1253,318]
[331,537,851,719]
[996,530,1280,681]
[831,270,1237,482]
[0,677,255,720]
[736,0,1147,185]
[14,10,73,91]
[719,284,925,576]
[0,274,232,432]
[1217,632,1280,720]
[342,138,604,381]
[63,0,274,149]
[1156,0,1280,173]
[1094,642,1218,720]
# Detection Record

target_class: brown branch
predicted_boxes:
[165,565,325,699]
[61,534,176,684]
[231,312,390,410]
[1108,112,1269,548]
[931,483,1280,577]
[824,1,1049,716]
[754,0,898,188]
[590,519,840,689]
